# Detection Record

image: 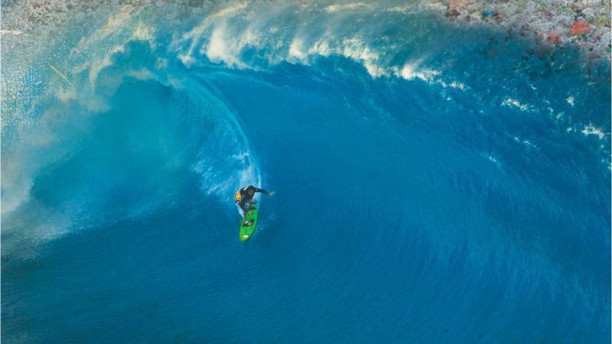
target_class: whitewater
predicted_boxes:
[2,1,610,343]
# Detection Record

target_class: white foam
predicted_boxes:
[448,81,466,90]
[309,39,333,57]
[325,3,371,13]
[88,45,126,84]
[83,6,135,45]
[205,25,249,68]
[581,124,606,140]
[513,136,537,149]
[501,97,531,112]
[133,22,155,42]
[173,3,248,68]
[386,6,410,14]
[482,153,502,168]
[0,30,24,35]
[288,39,307,61]
[160,2,471,93]
[210,3,248,19]
[340,36,386,76]
[397,62,440,83]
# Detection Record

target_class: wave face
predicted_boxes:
[2,2,610,343]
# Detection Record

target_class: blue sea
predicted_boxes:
[2,2,610,343]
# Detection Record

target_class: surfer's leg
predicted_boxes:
[238,200,250,212]
[242,211,253,226]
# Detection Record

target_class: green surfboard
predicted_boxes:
[239,208,258,242]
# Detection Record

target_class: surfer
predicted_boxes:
[235,186,274,226]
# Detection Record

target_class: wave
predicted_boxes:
[2,0,609,248]
[1,2,609,342]
[1,36,261,254]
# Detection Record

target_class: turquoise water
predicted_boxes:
[2,3,610,343]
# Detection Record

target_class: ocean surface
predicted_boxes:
[2,2,610,343]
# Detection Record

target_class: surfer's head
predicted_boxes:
[246,186,256,196]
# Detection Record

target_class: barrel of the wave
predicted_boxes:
[239,208,259,242]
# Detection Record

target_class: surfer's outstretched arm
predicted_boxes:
[254,187,271,195]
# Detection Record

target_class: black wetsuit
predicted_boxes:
[236,186,268,212]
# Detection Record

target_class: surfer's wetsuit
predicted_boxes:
[235,186,269,212]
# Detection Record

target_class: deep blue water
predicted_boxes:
[2,3,610,343]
